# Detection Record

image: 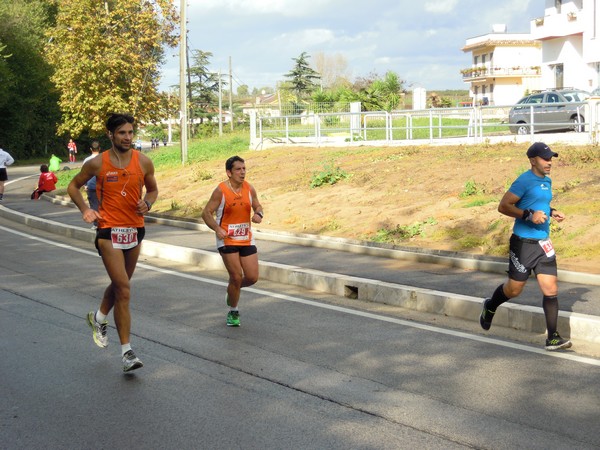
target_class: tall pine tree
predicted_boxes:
[284,51,320,100]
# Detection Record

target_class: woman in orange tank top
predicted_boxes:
[202,156,264,327]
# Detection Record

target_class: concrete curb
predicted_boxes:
[45,195,600,286]
[2,204,599,345]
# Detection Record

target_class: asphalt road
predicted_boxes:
[1,166,600,449]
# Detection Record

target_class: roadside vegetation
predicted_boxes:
[54,135,600,273]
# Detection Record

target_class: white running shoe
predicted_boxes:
[122,350,143,372]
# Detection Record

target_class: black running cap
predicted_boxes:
[526,142,558,159]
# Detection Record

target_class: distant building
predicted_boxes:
[461,24,542,106]
[530,0,600,92]
[242,93,281,118]
[462,0,600,106]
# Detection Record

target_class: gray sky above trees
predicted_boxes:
[160,0,539,93]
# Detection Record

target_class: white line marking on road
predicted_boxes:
[6,175,38,185]
[2,224,599,366]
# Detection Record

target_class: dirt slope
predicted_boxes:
[153,142,600,274]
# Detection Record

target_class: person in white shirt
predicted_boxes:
[0,148,15,202]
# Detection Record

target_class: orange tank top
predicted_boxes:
[97,150,145,229]
[215,181,254,247]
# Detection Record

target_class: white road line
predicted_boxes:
[2,223,599,367]
[6,175,38,184]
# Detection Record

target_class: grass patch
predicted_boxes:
[463,195,497,207]
[149,131,249,169]
[56,169,77,189]
[373,218,437,243]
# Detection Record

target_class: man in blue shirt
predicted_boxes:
[480,142,571,351]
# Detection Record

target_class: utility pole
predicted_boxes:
[218,69,223,136]
[229,56,234,131]
[179,0,187,165]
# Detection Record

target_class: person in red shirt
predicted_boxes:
[31,164,57,199]
[67,138,77,163]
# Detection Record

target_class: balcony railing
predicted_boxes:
[461,66,541,80]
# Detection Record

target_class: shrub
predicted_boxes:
[310,161,350,188]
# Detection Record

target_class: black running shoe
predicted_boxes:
[479,298,495,330]
[545,332,572,351]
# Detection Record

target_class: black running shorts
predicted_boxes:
[218,245,257,257]
[95,226,146,256]
[508,234,557,281]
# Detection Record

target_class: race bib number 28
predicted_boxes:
[111,227,138,249]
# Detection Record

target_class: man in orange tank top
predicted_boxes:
[67,113,158,373]
[202,156,264,327]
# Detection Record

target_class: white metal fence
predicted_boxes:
[249,98,600,149]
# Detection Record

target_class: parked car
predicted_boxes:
[508,89,588,135]
[559,89,590,102]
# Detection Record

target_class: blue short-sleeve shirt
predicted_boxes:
[509,169,552,239]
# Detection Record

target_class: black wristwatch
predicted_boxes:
[522,208,534,221]
[256,211,263,218]
[144,200,152,211]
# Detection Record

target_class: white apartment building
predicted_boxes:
[461,25,542,106]
[531,0,600,92]
[462,0,600,105]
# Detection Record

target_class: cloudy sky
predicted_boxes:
[159,0,541,93]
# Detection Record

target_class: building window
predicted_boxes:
[482,54,487,65]
[474,55,479,65]
[555,63,564,88]
[555,0,562,14]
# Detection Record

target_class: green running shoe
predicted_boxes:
[226,310,240,327]
[87,311,108,348]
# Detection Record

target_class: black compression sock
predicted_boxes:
[543,295,559,337]
[488,284,510,310]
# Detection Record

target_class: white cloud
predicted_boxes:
[189,0,338,17]
[277,28,336,47]
[424,0,459,14]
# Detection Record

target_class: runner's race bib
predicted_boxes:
[227,223,250,241]
[111,227,138,249]
[539,238,555,258]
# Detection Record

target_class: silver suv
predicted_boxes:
[508,89,588,135]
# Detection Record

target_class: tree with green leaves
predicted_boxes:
[236,84,249,96]
[284,51,320,100]
[45,0,178,137]
[351,71,405,111]
[0,0,62,159]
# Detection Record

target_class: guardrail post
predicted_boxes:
[249,110,257,147]
[588,96,600,145]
